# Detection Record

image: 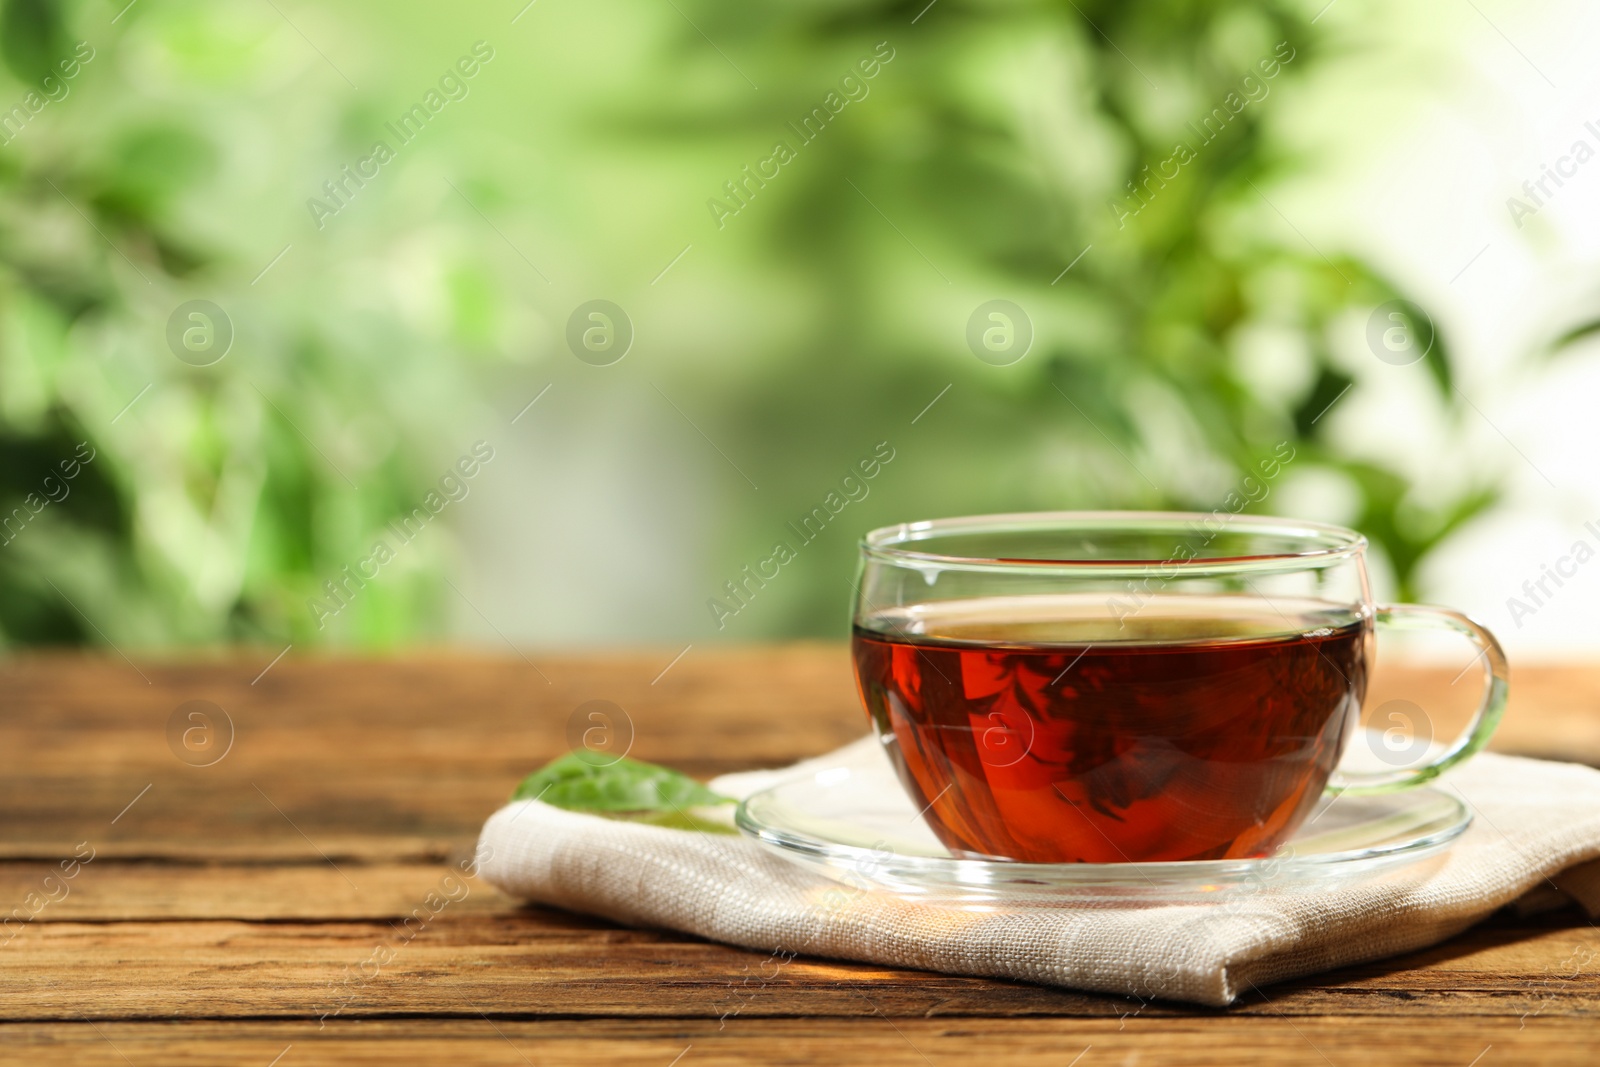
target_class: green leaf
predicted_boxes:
[0,0,68,86]
[1294,367,1354,438]
[511,752,734,814]
[1547,317,1600,357]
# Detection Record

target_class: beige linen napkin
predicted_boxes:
[476,736,1600,1006]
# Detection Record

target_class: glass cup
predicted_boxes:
[849,511,1507,864]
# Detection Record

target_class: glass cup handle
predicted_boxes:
[1327,603,1510,796]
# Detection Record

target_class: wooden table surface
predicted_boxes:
[3,646,1599,1065]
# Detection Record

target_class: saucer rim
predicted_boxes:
[734,769,1472,890]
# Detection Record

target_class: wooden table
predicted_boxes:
[3,647,1599,1065]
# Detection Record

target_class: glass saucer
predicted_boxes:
[735,751,1471,903]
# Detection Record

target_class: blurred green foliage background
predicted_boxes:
[0,0,1501,648]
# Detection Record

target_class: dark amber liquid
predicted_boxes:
[851,595,1369,863]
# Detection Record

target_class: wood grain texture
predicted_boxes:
[0,1017,1593,1067]
[2,648,1599,1064]
[0,648,861,860]
[3,909,1599,1021]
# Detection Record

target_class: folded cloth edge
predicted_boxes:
[475,742,1600,1008]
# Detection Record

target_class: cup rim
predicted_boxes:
[860,510,1367,575]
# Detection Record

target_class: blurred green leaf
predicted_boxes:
[98,125,218,224]
[1547,317,1600,357]
[512,752,735,814]
[0,0,1539,647]
[0,0,68,86]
